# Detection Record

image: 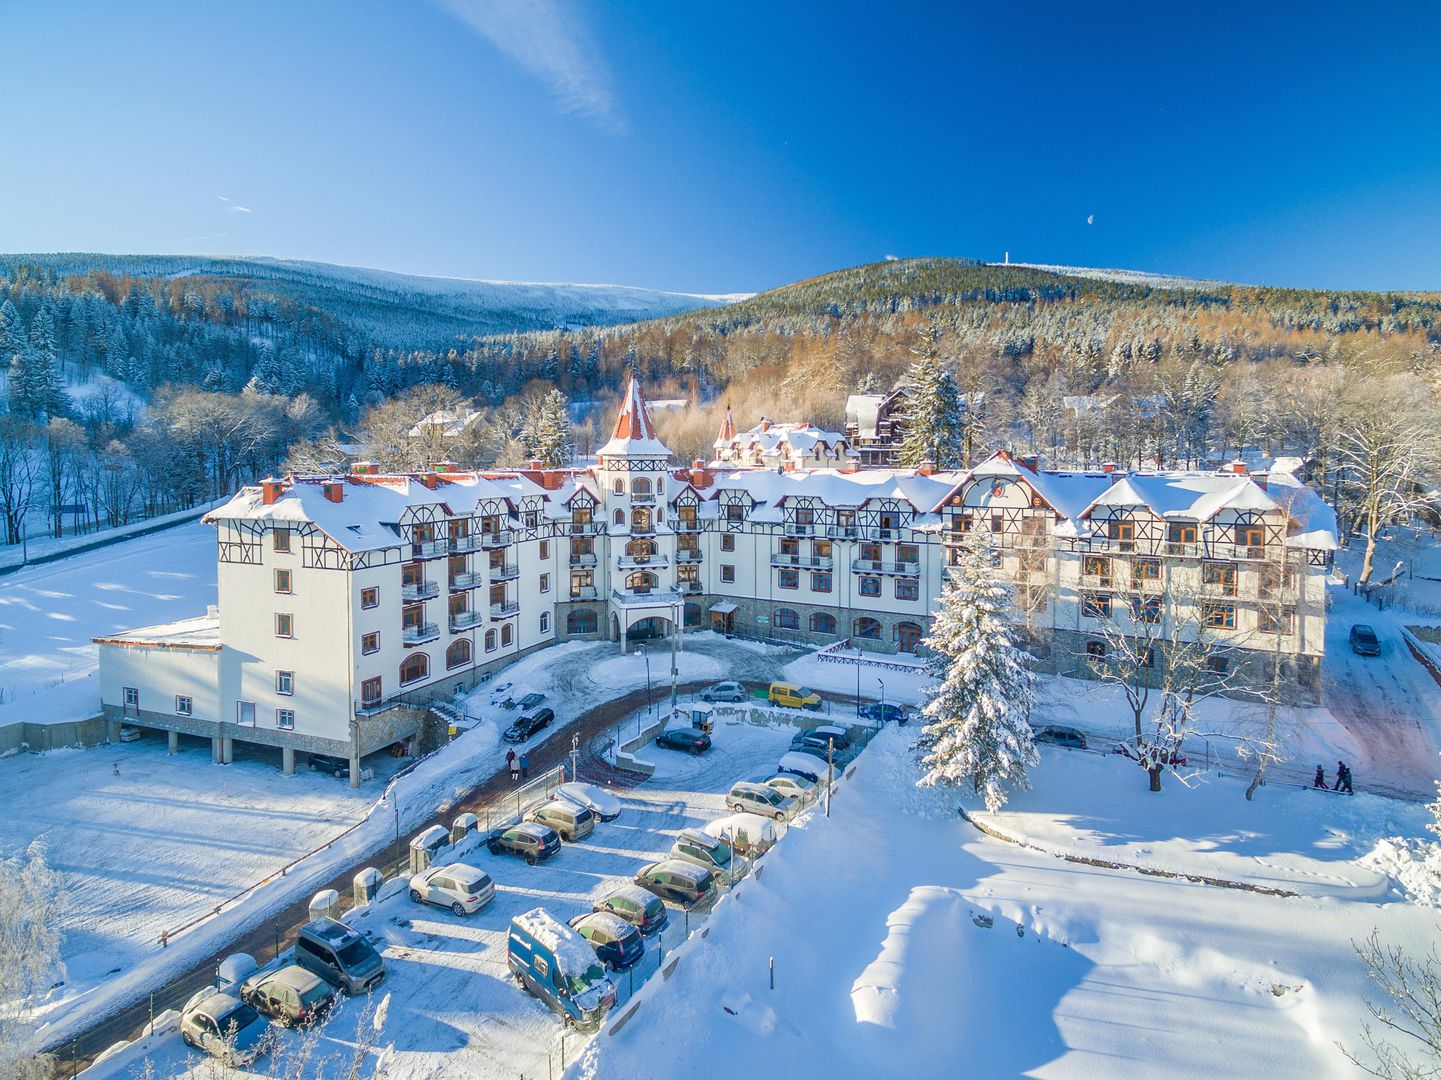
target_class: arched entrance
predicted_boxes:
[628,616,673,642]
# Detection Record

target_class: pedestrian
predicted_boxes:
[506,748,517,770]
[520,753,530,780]
[1313,764,1328,790]
[112,762,121,778]
[510,758,521,783]
[1336,761,1354,795]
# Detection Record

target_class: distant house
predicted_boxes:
[407,408,485,440]
[711,408,851,470]
[845,389,909,467]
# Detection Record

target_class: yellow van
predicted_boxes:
[768,682,822,710]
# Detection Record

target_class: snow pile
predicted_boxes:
[1359,836,1441,907]
[586,650,722,691]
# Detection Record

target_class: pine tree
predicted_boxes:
[897,322,964,469]
[525,389,574,467]
[24,309,67,420]
[914,526,1038,811]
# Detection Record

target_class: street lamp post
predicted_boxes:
[570,733,580,783]
[878,678,885,728]
[640,643,652,720]
[669,602,680,715]
[855,645,862,716]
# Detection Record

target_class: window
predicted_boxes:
[774,608,800,630]
[895,622,922,652]
[236,701,255,725]
[810,612,837,635]
[859,576,881,597]
[1203,561,1237,596]
[861,542,882,562]
[1085,640,1106,663]
[1129,596,1162,624]
[400,653,429,686]
[853,616,882,640]
[613,508,625,525]
[446,639,472,669]
[1259,608,1294,635]
[632,477,652,495]
[540,573,550,594]
[274,569,292,594]
[1167,522,1198,548]
[1206,655,1230,675]
[1083,592,1112,619]
[567,610,598,635]
[362,632,379,655]
[275,613,294,638]
[897,543,919,564]
[539,540,550,559]
[501,624,514,647]
[896,579,919,601]
[123,687,139,709]
[1203,602,1236,629]
[779,537,799,556]
[612,478,624,494]
[276,671,294,696]
[361,586,378,609]
[990,513,1002,533]
[811,571,832,592]
[1082,555,1111,581]
[273,528,291,553]
[485,629,497,652]
[1108,519,1136,549]
[540,612,551,634]
[683,602,701,628]
[276,709,295,730]
[1235,523,1264,549]
[1136,557,1161,581]
[362,677,382,706]
[175,695,192,716]
[726,504,744,523]
[631,507,652,531]
[721,534,736,552]
[626,571,658,593]
[778,569,799,589]
[721,564,735,583]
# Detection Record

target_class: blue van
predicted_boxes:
[507,908,616,1031]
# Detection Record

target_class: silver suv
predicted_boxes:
[726,781,798,822]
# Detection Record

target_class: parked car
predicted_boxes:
[858,702,909,725]
[117,724,143,742]
[556,781,622,822]
[768,682,822,710]
[670,828,746,882]
[799,724,852,751]
[508,908,616,1031]
[517,692,547,710]
[503,707,555,744]
[180,990,268,1065]
[294,918,386,995]
[633,859,717,907]
[592,883,669,936]
[699,680,748,703]
[787,741,834,763]
[524,798,596,842]
[307,753,350,778]
[239,964,335,1027]
[1350,624,1381,656]
[776,750,830,784]
[1032,725,1087,750]
[764,772,818,807]
[568,911,646,971]
[702,812,778,858]
[487,822,561,864]
[726,781,799,821]
[408,862,496,916]
[655,727,711,754]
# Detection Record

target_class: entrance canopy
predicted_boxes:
[709,602,738,615]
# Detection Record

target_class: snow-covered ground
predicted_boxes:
[574,728,1441,1080]
[83,714,801,1080]
[0,520,217,728]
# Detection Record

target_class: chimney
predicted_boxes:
[690,459,707,487]
[1253,472,1269,492]
[350,461,376,476]
[1231,460,1248,475]
[260,478,285,505]
[1016,454,1039,474]
[760,417,771,432]
[530,459,543,471]
[1101,461,1117,474]
[918,458,936,476]
[1109,472,1123,486]
[431,461,456,473]
[416,473,438,490]
[322,480,344,504]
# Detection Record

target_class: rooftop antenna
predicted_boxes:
[1004,251,1010,265]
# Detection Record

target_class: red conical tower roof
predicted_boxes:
[597,375,671,459]
[713,403,737,448]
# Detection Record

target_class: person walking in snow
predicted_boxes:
[1336,761,1354,795]
[509,757,521,783]
[520,753,530,780]
[1313,765,1328,790]
[505,748,517,771]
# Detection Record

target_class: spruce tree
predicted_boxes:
[25,309,67,419]
[915,526,1038,811]
[526,389,574,467]
[897,322,964,469]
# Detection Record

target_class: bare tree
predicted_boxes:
[0,417,39,545]
[0,843,65,1080]
[1343,929,1441,1079]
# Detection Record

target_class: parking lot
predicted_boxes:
[86,709,846,1080]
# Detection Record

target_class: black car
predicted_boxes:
[568,912,646,971]
[791,725,852,753]
[502,707,555,744]
[486,823,561,864]
[308,753,350,778]
[858,703,909,726]
[1033,725,1087,750]
[655,727,711,754]
[1349,624,1381,657]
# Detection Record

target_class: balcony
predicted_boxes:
[631,521,657,536]
[676,548,702,563]
[675,518,700,533]
[827,524,860,539]
[480,530,516,549]
[772,553,833,569]
[569,521,600,536]
[490,602,521,619]
[631,492,656,504]
[446,533,485,554]
[863,527,899,541]
[1227,543,1269,561]
[569,552,598,567]
[1164,541,1203,558]
[853,559,919,576]
[679,580,702,595]
[450,609,484,631]
[402,623,440,646]
[401,580,440,601]
[784,522,816,537]
[488,562,520,581]
[618,554,669,571]
[410,538,448,559]
[610,588,683,607]
[569,585,598,600]
[449,572,485,590]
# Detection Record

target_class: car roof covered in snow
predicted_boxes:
[512,907,602,976]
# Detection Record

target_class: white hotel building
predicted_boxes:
[96,379,1337,784]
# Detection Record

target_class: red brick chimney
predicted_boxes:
[689,459,710,488]
[261,478,285,505]
[1253,472,1269,492]
[322,480,344,503]
[917,458,936,476]
[416,473,438,490]
[1230,460,1247,475]
[1101,461,1116,474]
[350,461,376,476]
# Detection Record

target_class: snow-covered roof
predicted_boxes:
[512,907,602,977]
[596,376,671,459]
[716,419,848,461]
[94,614,222,650]
[407,408,484,438]
[845,393,887,439]
[706,467,967,520]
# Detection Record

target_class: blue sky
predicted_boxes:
[2,1,1439,293]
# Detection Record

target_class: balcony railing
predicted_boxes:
[1164,541,1203,557]
[450,610,484,631]
[618,555,669,570]
[446,533,485,554]
[631,492,656,504]
[676,549,702,563]
[675,519,700,532]
[449,572,484,590]
[488,563,520,581]
[569,521,600,535]
[827,524,860,539]
[569,585,598,600]
[569,552,598,567]
[862,527,900,541]
[631,522,657,536]
[410,538,448,559]
[853,559,919,576]
[490,602,521,618]
[402,623,440,645]
[401,580,440,601]
[772,553,833,569]
[785,522,816,537]
[680,580,702,594]
[1227,543,1268,561]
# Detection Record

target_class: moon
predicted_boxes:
[1086,214,1095,225]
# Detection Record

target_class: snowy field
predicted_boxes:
[0,520,217,728]
[83,715,802,1080]
[575,728,1441,1080]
